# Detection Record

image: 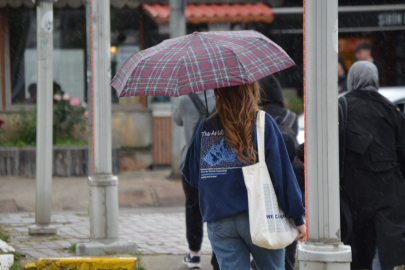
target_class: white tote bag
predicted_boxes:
[242,110,299,249]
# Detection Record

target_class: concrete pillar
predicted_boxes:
[298,0,352,268]
[29,0,56,236]
[76,0,136,255]
[169,0,186,177]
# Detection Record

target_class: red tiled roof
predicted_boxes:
[142,3,274,25]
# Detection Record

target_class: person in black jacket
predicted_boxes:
[259,75,298,137]
[339,61,405,270]
[258,75,304,270]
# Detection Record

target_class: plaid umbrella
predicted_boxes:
[111,30,294,97]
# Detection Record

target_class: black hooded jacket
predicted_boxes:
[259,75,298,136]
[259,75,304,208]
[338,62,405,269]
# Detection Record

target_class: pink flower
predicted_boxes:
[54,94,61,101]
[62,93,70,100]
[81,102,87,109]
[84,110,88,118]
[70,97,80,106]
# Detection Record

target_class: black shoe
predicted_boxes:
[182,253,201,269]
[251,259,257,270]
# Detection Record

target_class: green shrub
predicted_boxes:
[52,96,86,143]
[1,95,87,147]
[13,108,37,146]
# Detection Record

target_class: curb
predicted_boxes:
[25,257,138,270]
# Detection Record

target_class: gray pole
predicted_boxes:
[297,0,351,268]
[29,0,56,236]
[169,0,186,177]
[76,0,136,255]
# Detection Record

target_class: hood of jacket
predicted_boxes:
[347,61,379,92]
[258,75,285,108]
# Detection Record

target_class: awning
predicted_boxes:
[142,3,274,25]
[0,0,141,9]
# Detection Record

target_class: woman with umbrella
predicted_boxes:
[112,30,306,269]
[182,80,306,270]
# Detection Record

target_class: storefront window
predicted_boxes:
[8,9,87,105]
[8,7,145,107]
[110,9,142,105]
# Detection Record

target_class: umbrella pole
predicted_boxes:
[204,90,209,116]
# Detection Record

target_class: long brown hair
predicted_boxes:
[213,81,261,164]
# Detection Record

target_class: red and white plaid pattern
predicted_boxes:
[111,30,295,97]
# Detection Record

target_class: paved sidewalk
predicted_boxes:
[0,170,185,212]
[0,208,212,260]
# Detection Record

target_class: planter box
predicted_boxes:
[0,146,120,177]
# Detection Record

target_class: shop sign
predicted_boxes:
[378,12,405,27]
[272,10,405,31]
[339,11,405,29]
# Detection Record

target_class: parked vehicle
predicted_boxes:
[378,87,405,113]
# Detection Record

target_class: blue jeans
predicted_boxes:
[372,246,394,270]
[207,212,285,270]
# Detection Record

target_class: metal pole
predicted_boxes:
[29,0,56,236]
[169,0,186,177]
[297,0,351,268]
[76,0,136,255]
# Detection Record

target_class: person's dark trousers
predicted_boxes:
[285,241,298,270]
[182,176,203,252]
[182,176,220,269]
[211,252,220,270]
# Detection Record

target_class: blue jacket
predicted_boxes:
[182,112,305,226]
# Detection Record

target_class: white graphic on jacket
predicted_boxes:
[201,129,242,178]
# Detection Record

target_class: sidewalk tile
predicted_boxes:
[53,241,72,248]
[42,241,61,249]
[0,211,212,257]
[22,249,47,259]
[40,248,62,257]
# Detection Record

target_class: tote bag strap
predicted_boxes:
[257,111,266,164]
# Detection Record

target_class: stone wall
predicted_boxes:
[0,108,154,174]
[111,109,153,147]
[0,109,153,148]
[0,146,120,177]
[120,148,153,171]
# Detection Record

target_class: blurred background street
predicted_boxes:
[1,0,405,269]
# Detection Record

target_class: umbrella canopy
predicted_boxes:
[111,30,294,97]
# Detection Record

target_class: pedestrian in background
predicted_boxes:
[338,58,348,93]
[354,42,383,85]
[258,75,304,270]
[259,75,298,137]
[173,90,218,269]
[182,81,306,270]
[339,61,405,270]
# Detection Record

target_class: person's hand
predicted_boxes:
[295,225,307,242]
